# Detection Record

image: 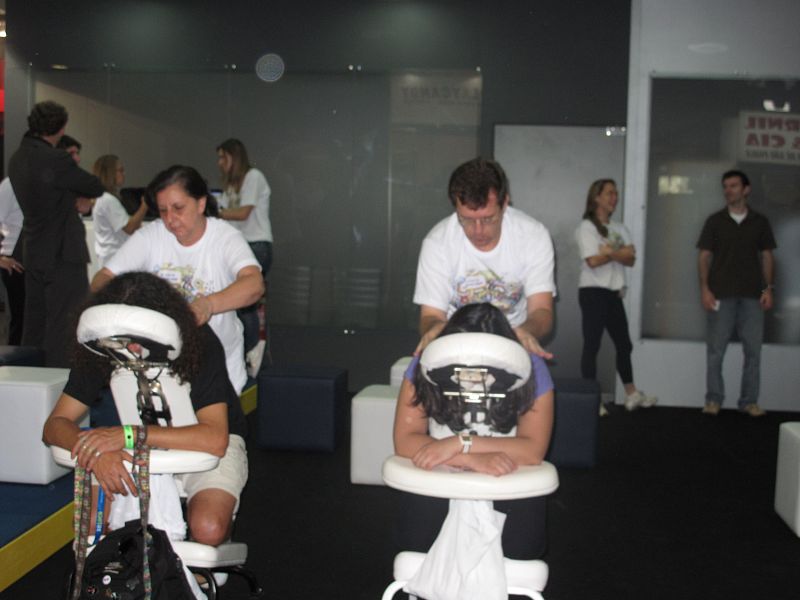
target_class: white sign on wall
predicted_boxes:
[738,111,800,165]
[390,72,481,127]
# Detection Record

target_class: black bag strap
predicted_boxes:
[70,425,150,600]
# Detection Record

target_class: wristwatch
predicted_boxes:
[459,432,473,454]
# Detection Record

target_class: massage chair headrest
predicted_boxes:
[77,304,182,363]
[419,332,531,394]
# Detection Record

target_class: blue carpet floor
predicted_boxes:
[0,474,72,546]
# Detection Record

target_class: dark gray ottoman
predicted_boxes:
[257,365,348,451]
[545,378,600,468]
[0,346,45,366]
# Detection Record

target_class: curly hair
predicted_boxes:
[413,303,535,434]
[583,178,616,238]
[72,272,204,384]
[448,157,510,210]
[28,101,68,136]
[147,165,219,217]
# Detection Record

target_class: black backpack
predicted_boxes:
[69,425,196,600]
[76,520,195,599]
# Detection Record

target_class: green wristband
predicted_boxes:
[123,425,135,450]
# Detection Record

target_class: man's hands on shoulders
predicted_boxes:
[513,326,553,359]
[416,306,447,355]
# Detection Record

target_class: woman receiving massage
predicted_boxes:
[42,271,248,547]
[393,302,554,560]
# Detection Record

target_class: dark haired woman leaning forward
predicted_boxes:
[393,302,554,559]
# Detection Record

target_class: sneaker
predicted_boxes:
[246,339,266,378]
[599,402,609,417]
[638,391,657,408]
[624,390,658,411]
[740,403,766,417]
[702,401,721,416]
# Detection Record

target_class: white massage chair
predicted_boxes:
[381,332,559,600]
[51,303,262,600]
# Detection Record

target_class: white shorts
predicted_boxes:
[177,434,248,512]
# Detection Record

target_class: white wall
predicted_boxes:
[625,0,800,410]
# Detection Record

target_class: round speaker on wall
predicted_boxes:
[255,53,285,82]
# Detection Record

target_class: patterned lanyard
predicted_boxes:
[135,424,152,599]
[70,425,151,600]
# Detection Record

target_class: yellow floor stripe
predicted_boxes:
[0,383,258,592]
[0,503,73,592]
[241,382,258,415]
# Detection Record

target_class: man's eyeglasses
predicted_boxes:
[456,212,502,229]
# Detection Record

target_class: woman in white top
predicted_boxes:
[575,179,656,414]
[216,139,272,361]
[91,155,148,268]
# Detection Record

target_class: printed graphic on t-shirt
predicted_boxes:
[451,268,523,314]
[155,263,213,301]
[606,229,625,250]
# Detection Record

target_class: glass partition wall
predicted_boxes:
[30,66,482,331]
[642,77,800,344]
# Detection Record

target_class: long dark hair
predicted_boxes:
[583,178,615,237]
[413,303,535,433]
[72,272,204,383]
[147,165,219,217]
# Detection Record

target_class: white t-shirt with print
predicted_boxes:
[413,206,556,327]
[220,168,272,243]
[575,219,632,291]
[105,217,259,394]
[93,192,131,268]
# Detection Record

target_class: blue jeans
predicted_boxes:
[238,241,272,353]
[706,297,764,408]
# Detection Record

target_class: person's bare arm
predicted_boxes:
[219,205,254,221]
[760,249,775,310]
[698,249,717,311]
[513,292,554,358]
[122,199,148,235]
[585,243,636,268]
[190,265,264,325]
[91,267,115,293]
[415,305,447,355]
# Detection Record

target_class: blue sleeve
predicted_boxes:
[530,354,554,399]
[404,355,420,382]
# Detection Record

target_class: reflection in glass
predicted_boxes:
[29,67,481,330]
[643,77,800,344]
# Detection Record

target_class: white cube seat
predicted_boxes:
[775,422,800,536]
[0,366,74,484]
[390,356,413,387]
[350,384,398,485]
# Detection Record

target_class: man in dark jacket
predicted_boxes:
[8,101,104,366]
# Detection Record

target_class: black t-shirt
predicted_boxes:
[63,324,247,438]
[696,208,777,299]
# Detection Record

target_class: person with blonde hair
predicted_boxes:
[91,154,148,267]
[576,178,656,414]
[216,138,272,369]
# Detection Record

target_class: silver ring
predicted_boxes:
[82,443,89,450]
[95,450,101,457]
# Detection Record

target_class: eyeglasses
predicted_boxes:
[456,212,502,229]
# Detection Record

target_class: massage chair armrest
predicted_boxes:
[381,455,559,500]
